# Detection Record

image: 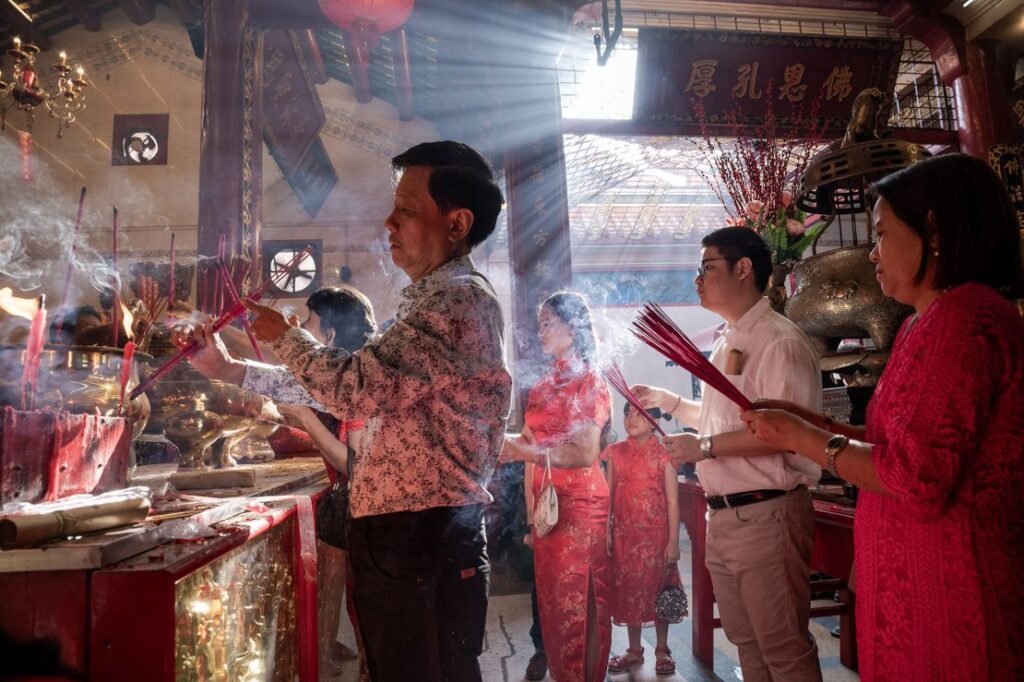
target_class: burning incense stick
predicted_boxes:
[217,260,265,362]
[632,303,753,411]
[20,296,47,411]
[600,362,666,436]
[129,247,311,400]
[55,187,86,338]
[112,207,120,348]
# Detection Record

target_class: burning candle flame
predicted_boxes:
[0,287,42,321]
[119,299,135,341]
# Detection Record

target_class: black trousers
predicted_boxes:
[348,504,489,682]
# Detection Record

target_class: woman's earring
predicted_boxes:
[933,250,939,257]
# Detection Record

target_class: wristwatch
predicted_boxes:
[699,435,715,460]
[824,434,850,478]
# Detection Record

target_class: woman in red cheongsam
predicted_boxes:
[501,291,612,682]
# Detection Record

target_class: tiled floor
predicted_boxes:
[325,533,859,681]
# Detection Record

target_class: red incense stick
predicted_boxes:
[130,247,311,400]
[632,303,752,411]
[168,232,176,308]
[112,207,120,348]
[600,362,666,436]
[217,260,265,362]
[55,187,86,338]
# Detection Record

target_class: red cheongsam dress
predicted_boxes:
[606,437,682,627]
[525,357,612,682]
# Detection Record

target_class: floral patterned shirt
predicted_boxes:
[242,256,512,517]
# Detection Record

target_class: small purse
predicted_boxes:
[316,475,350,549]
[655,566,688,624]
[533,449,559,538]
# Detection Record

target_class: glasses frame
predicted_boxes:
[697,257,738,277]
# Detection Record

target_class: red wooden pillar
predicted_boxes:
[954,41,1011,158]
[196,0,262,303]
[504,53,573,399]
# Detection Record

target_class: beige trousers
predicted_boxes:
[705,485,823,682]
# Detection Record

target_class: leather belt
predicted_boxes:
[706,486,801,511]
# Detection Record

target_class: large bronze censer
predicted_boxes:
[787,88,926,374]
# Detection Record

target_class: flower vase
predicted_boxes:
[766,260,795,314]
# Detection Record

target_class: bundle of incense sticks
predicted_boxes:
[632,303,753,411]
[217,260,265,362]
[601,361,666,436]
[133,273,168,343]
[112,207,121,348]
[129,247,311,400]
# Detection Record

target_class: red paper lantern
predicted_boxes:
[319,0,415,103]
[320,0,414,51]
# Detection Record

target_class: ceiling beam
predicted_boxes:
[64,0,101,31]
[118,0,156,25]
[1,1,52,50]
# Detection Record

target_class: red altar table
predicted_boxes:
[0,459,329,680]
[677,477,857,670]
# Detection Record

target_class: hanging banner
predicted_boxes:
[633,29,903,132]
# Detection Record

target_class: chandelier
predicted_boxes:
[0,36,87,138]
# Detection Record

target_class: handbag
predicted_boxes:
[655,566,688,624]
[316,475,350,549]
[533,449,559,538]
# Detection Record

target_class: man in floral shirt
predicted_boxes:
[185,141,511,682]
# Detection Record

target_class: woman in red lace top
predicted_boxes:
[501,291,612,682]
[742,154,1024,681]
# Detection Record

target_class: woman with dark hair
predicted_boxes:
[742,153,1024,681]
[501,291,612,682]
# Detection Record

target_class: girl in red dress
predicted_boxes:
[501,291,612,682]
[605,403,682,676]
[742,154,1024,681]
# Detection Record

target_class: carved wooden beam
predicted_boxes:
[883,0,966,84]
[63,0,101,31]
[118,0,156,26]
[0,1,52,50]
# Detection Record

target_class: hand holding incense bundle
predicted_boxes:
[632,303,753,411]
[217,260,265,362]
[600,362,666,436]
[129,246,312,400]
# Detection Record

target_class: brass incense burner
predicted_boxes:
[0,344,150,438]
[144,372,281,471]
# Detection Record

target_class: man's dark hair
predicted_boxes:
[306,286,376,354]
[624,402,662,420]
[701,226,772,291]
[391,141,504,249]
[866,153,1023,290]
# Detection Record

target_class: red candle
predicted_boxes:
[118,341,136,415]
[20,297,47,411]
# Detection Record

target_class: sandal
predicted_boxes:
[655,647,676,676]
[608,647,644,672]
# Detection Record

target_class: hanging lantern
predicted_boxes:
[319,0,415,102]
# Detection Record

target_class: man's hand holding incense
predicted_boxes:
[663,432,701,464]
[173,321,247,386]
[243,299,295,343]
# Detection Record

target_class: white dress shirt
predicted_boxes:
[696,298,823,496]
